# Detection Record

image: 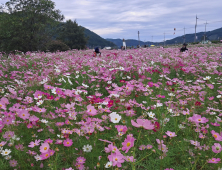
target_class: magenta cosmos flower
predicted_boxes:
[211,130,222,141]
[165,131,177,137]
[39,142,50,153]
[131,119,154,130]
[122,135,136,153]
[63,138,73,147]
[208,158,221,163]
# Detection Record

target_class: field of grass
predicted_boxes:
[0,45,222,170]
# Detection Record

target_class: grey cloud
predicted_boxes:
[0,0,221,42]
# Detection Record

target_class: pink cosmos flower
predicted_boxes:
[125,156,136,162]
[0,141,7,147]
[40,151,51,160]
[206,84,214,89]
[165,131,177,137]
[9,159,18,167]
[105,143,118,153]
[28,139,41,148]
[165,168,174,170]
[26,150,37,155]
[139,145,146,150]
[210,122,220,126]
[40,143,50,153]
[208,158,221,163]
[147,144,153,149]
[3,117,13,125]
[211,130,222,141]
[208,96,214,100]
[122,135,136,153]
[131,119,154,130]
[212,143,222,153]
[44,138,53,144]
[63,138,73,147]
[191,114,209,124]
[76,156,86,164]
[108,152,125,167]
[190,140,200,146]
[86,105,97,116]
[115,125,127,133]
[18,110,30,120]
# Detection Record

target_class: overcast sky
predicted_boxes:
[1,0,222,42]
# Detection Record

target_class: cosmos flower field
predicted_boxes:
[0,45,222,170]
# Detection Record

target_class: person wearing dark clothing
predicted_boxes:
[180,43,188,52]
[93,47,101,57]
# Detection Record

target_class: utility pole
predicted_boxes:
[194,15,198,42]
[204,21,208,42]
[183,27,186,43]
[164,32,165,47]
[138,31,140,47]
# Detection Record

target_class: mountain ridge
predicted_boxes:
[106,27,222,47]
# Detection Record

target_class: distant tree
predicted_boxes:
[57,20,88,50]
[0,0,64,53]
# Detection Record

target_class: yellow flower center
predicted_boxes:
[127,142,131,147]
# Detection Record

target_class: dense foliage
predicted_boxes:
[57,20,88,50]
[0,0,64,53]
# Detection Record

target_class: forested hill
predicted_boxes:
[83,27,116,48]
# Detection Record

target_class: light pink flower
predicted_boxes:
[39,143,50,153]
[165,131,177,137]
[131,119,154,130]
[212,143,222,153]
[208,158,221,163]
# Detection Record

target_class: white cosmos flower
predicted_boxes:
[75,75,79,78]
[156,103,163,107]
[34,154,42,161]
[203,76,211,80]
[107,81,112,84]
[109,112,121,123]
[5,155,11,160]
[40,119,48,124]
[55,68,61,73]
[119,67,124,70]
[147,112,155,118]
[105,161,112,168]
[127,76,131,79]
[168,93,175,96]
[83,144,92,152]
[82,83,89,88]
[36,100,44,106]
[217,95,221,98]
[178,124,185,129]
[51,88,56,94]
[1,149,11,156]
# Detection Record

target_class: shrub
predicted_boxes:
[47,40,70,52]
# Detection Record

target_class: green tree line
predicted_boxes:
[0,0,88,53]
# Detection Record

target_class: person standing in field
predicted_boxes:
[122,39,126,50]
[180,43,188,52]
[93,47,101,57]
